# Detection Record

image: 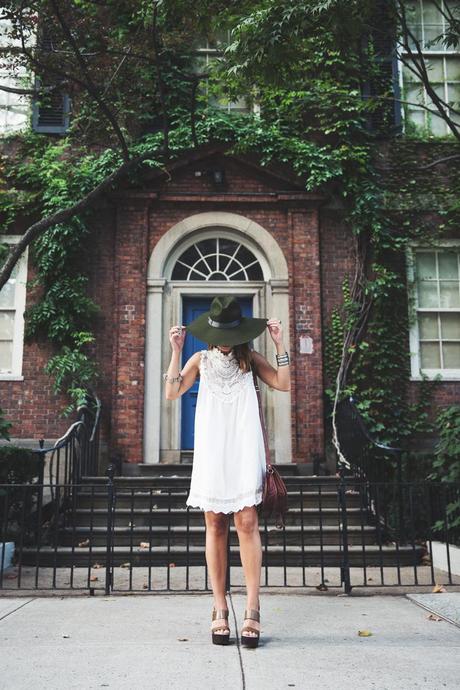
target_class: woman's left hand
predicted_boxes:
[267,318,284,345]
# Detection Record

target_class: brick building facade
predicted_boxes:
[1,144,460,470]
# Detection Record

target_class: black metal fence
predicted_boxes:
[1,473,459,594]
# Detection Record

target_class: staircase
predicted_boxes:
[21,464,424,568]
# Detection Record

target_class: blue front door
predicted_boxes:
[181,296,253,450]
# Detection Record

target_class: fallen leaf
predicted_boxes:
[316,583,328,591]
[432,583,447,593]
[427,613,443,622]
[177,638,189,642]
[120,562,131,568]
[169,562,176,568]
[90,575,98,582]
[77,539,90,548]
[143,584,149,590]
[92,563,102,569]
[139,542,150,549]
[62,634,70,638]
[358,630,373,637]
[5,573,17,580]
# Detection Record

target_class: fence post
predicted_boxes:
[105,462,116,596]
[337,463,352,594]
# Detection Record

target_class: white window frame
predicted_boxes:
[396,0,460,137]
[0,236,28,380]
[194,32,258,115]
[406,239,460,380]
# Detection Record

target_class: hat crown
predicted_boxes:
[209,296,241,323]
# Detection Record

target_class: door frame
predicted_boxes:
[144,212,291,464]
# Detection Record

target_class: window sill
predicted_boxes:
[0,375,24,381]
[410,375,460,382]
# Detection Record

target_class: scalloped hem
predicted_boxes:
[186,492,263,514]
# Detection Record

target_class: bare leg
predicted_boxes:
[233,506,261,637]
[204,511,230,635]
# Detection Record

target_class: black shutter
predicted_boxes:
[31,26,70,134]
[364,1,402,137]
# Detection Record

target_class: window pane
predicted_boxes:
[446,57,460,82]
[443,343,460,368]
[177,244,201,267]
[0,311,14,339]
[418,281,439,307]
[171,262,189,280]
[438,251,459,279]
[416,252,436,279]
[441,313,460,339]
[440,281,460,307]
[0,261,19,309]
[0,340,12,372]
[425,57,444,82]
[247,264,264,280]
[420,342,441,368]
[196,238,217,255]
[419,313,439,339]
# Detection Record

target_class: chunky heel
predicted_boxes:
[211,607,230,645]
[241,607,260,648]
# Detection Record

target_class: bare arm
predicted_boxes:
[164,325,200,400]
[252,318,290,392]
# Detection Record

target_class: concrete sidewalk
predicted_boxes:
[0,592,459,690]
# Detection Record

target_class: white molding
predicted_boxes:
[0,235,28,378]
[144,212,292,464]
[406,239,460,381]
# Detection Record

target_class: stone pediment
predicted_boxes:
[116,143,324,201]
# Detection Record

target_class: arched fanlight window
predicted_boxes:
[171,238,263,281]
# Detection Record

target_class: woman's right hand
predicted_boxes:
[169,325,186,353]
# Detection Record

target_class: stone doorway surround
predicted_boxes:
[144,211,291,464]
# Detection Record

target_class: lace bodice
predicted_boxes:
[199,348,253,403]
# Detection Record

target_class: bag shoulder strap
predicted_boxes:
[250,362,271,467]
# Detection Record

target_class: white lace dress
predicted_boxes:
[185,347,267,513]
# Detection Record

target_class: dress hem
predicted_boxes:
[186,492,263,514]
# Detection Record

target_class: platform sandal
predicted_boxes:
[211,607,231,645]
[241,608,260,648]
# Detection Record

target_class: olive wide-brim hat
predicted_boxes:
[186,295,268,346]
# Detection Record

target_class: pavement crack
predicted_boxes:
[0,598,35,623]
[229,591,246,690]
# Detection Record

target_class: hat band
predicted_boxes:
[208,317,241,329]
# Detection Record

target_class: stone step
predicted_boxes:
[73,507,366,528]
[19,544,425,568]
[76,490,362,510]
[80,475,345,488]
[134,462,302,477]
[58,524,379,547]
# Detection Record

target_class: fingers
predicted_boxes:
[169,325,186,335]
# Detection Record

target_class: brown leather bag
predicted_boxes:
[251,363,288,528]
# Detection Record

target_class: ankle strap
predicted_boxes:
[212,608,229,621]
[244,608,260,622]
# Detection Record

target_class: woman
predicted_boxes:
[163,295,290,648]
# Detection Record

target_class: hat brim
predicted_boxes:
[186,313,268,346]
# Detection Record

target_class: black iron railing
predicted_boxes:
[1,475,459,594]
[35,390,102,487]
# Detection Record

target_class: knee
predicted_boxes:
[205,513,229,536]
[234,507,259,534]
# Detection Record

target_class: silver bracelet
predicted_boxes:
[276,352,290,367]
[163,372,183,384]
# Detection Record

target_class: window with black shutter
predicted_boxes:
[31,26,70,134]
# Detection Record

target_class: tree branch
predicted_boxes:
[0,149,162,290]
[152,1,169,160]
[48,0,130,160]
